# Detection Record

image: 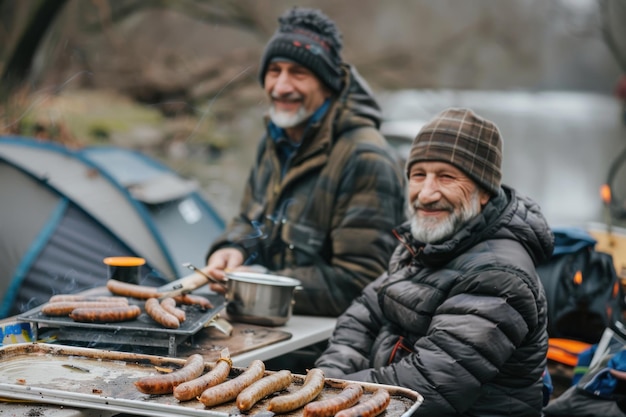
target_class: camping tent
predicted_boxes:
[0,136,225,318]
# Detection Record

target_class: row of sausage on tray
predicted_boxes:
[38,279,214,328]
[35,281,393,416]
[134,350,391,417]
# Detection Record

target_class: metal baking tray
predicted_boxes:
[0,343,423,417]
[16,294,226,356]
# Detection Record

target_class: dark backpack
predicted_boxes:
[537,228,625,344]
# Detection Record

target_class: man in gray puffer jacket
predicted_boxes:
[315,108,554,416]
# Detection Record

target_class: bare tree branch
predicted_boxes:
[0,0,69,98]
[79,0,265,36]
[599,0,626,71]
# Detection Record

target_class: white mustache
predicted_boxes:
[271,91,304,101]
[411,201,453,212]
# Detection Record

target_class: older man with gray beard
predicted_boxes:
[315,108,554,416]
[203,7,405,319]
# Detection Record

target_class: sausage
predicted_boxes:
[106,279,160,299]
[145,298,180,329]
[69,305,141,323]
[134,354,205,395]
[173,293,214,310]
[236,369,292,411]
[41,300,130,316]
[160,297,186,323]
[198,359,265,407]
[303,383,364,417]
[173,350,232,401]
[49,295,129,304]
[267,368,325,414]
[334,388,390,417]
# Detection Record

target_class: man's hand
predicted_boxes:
[204,248,245,293]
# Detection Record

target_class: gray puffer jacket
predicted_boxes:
[315,186,554,416]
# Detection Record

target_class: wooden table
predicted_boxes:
[178,314,336,366]
[229,314,336,367]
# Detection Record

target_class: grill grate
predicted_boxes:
[17,294,226,356]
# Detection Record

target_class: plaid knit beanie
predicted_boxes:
[406,108,503,196]
[258,7,344,92]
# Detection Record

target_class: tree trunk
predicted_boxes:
[1,0,68,98]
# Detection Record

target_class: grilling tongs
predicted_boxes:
[157,263,226,298]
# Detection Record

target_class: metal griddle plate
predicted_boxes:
[16,293,226,356]
[0,343,423,417]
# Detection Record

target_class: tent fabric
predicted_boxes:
[0,136,225,318]
[11,203,156,315]
[1,139,176,276]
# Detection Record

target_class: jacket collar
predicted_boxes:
[268,99,332,145]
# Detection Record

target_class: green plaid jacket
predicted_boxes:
[208,66,406,316]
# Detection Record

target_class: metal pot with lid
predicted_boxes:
[224,271,301,326]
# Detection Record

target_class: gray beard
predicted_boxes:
[409,190,482,243]
[269,105,312,128]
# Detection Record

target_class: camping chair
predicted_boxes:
[546,338,593,398]
[548,338,593,367]
[543,321,626,416]
[590,320,626,369]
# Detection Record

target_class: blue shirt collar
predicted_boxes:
[269,99,331,144]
